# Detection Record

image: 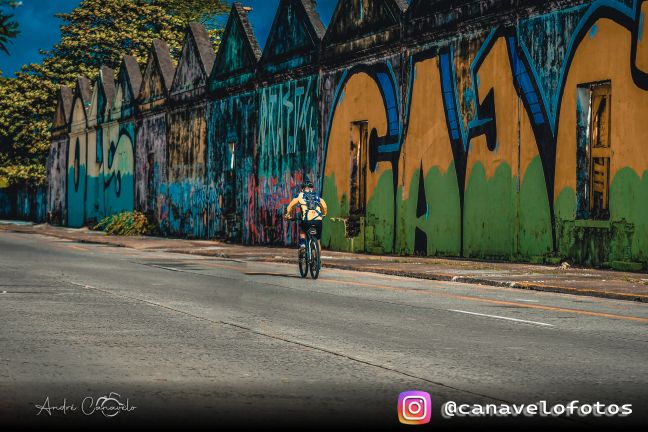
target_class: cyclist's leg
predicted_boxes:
[313,220,323,251]
[298,221,307,255]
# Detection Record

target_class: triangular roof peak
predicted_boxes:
[111,55,142,119]
[120,55,143,99]
[322,0,405,61]
[170,23,216,98]
[209,2,262,91]
[98,65,116,108]
[138,39,176,110]
[88,65,115,124]
[152,39,176,93]
[75,76,92,107]
[69,76,92,126]
[259,0,324,76]
[52,85,73,131]
[189,22,216,77]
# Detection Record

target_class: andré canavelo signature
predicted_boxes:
[35,392,136,417]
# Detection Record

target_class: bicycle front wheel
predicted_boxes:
[309,240,321,279]
[298,246,308,278]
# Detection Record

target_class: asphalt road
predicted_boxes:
[0,231,647,430]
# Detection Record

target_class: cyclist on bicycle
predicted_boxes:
[284,180,327,256]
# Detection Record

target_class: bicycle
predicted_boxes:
[286,217,321,279]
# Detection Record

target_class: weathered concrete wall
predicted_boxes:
[136,39,175,225]
[104,56,140,218]
[16,185,46,222]
[253,0,323,245]
[67,77,91,228]
[0,185,46,222]
[0,187,12,219]
[208,91,257,243]
[320,56,403,255]
[46,137,68,225]
[46,85,72,225]
[164,101,213,238]
[135,112,167,218]
[84,66,114,224]
[46,0,648,269]
[392,0,647,266]
[319,0,405,255]
[161,24,216,238]
[254,75,319,245]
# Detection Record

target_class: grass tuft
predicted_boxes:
[93,211,157,236]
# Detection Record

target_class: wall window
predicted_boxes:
[96,134,103,164]
[349,121,368,216]
[223,142,237,216]
[576,81,611,220]
[228,142,236,171]
[74,138,80,190]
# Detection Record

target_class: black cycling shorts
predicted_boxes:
[299,220,322,240]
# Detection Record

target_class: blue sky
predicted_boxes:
[0,0,338,77]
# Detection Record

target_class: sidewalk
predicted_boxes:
[2,222,648,303]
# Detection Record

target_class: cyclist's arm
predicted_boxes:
[320,198,328,216]
[285,196,300,217]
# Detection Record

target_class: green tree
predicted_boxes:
[0,0,20,55]
[0,0,228,186]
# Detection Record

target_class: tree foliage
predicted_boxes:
[0,0,227,186]
[0,0,20,55]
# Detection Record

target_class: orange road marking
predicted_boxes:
[196,261,243,272]
[65,244,88,252]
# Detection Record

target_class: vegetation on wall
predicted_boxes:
[0,0,227,187]
[93,210,158,236]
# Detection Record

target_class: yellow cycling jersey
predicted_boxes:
[286,192,327,222]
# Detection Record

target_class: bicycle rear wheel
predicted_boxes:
[309,240,321,279]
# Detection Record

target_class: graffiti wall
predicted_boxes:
[161,24,216,239]
[0,185,45,222]
[318,0,648,267]
[46,137,68,225]
[85,95,102,224]
[164,102,214,238]
[320,60,402,255]
[16,185,46,222]
[208,92,256,242]
[45,0,648,268]
[136,39,175,223]
[66,77,91,228]
[99,57,139,219]
[549,0,648,265]
[136,113,167,218]
[255,76,319,245]
[252,0,324,245]
[319,0,405,255]
[46,86,72,225]
[46,138,67,224]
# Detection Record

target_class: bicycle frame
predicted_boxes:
[286,216,321,279]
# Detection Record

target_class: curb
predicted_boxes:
[3,226,647,303]
[258,257,648,303]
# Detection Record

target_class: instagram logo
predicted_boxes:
[398,391,431,425]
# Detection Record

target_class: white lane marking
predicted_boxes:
[149,264,183,272]
[448,309,554,327]
[514,299,540,303]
